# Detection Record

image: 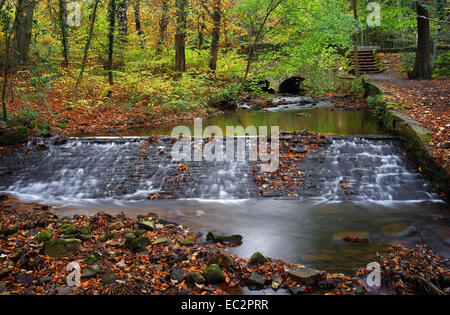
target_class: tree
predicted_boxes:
[201,0,222,74]
[1,1,16,122]
[72,0,101,102]
[175,0,188,74]
[351,0,360,78]
[107,0,117,90]
[117,0,128,43]
[13,0,37,66]
[58,0,70,67]
[157,0,170,53]
[409,1,432,80]
[132,0,144,41]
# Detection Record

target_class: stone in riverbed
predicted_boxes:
[248,272,265,287]
[154,238,170,245]
[288,285,306,295]
[171,268,186,282]
[0,226,18,236]
[44,239,81,257]
[203,264,225,284]
[101,272,121,285]
[58,224,77,236]
[286,266,325,286]
[0,267,10,278]
[206,231,243,245]
[177,238,193,246]
[110,221,125,230]
[138,221,155,231]
[249,252,267,266]
[186,272,205,284]
[81,264,101,278]
[130,236,150,251]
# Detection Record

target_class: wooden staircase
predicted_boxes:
[350,49,381,74]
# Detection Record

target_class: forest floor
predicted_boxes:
[369,53,450,174]
[1,196,449,295]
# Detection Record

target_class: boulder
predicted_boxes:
[249,252,267,266]
[130,236,150,251]
[171,268,186,282]
[44,239,81,257]
[186,272,205,284]
[110,221,125,230]
[248,272,265,287]
[138,221,155,231]
[154,238,170,245]
[286,266,325,286]
[206,231,243,245]
[0,226,18,236]
[81,264,101,278]
[101,272,121,285]
[203,264,225,284]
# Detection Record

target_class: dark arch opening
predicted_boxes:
[278,76,305,94]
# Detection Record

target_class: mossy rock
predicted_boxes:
[186,272,205,284]
[59,224,77,236]
[249,252,267,266]
[177,238,193,246]
[138,220,155,231]
[81,264,101,278]
[154,238,170,245]
[130,236,150,251]
[34,230,53,242]
[0,226,18,236]
[123,231,137,243]
[78,226,90,235]
[203,264,225,284]
[44,239,81,257]
[85,254,102,265]
[101,272,121,285]
[0,127,28,146]
[206,231,242,245]
[99,233,116,242]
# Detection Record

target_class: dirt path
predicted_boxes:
[368,71,450,175]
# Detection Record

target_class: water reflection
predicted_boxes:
[54,199,449,274]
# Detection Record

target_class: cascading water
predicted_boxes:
[0,136,440,205]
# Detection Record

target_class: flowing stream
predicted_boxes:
[0,96,448,274]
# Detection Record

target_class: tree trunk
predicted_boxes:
[174,0,187,74]
[73,0,100,102]
[1,9,15,122]
[13,0,36,66]
[133,0,144,39]
[409,2,431,80]
[107,0,116,89]
[58,0,69,67]
[351,0,360,78]
[117,0,128,43]
[157,0,169,53]
[197,11,205,49]
[208,0,221,74]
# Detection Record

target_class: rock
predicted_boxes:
[99,233,116,242]
[44,239,81,257]
[0,194,8,201]
[288,285,305,295]
[85,254,102,265]
[130,236,150,251]
[0,267,10,278]
[154,238,170,245]
[101,272,121,285]
[53,136,68,146]
[186,272,205,284]
[0,121,6,129]
[203,264,225,284]
[57,286,72,295]
[138,221,155,231]
[0,282,6,294]
[78,226,90,235]
[208,254,233,267]
[0,226,18,236]
[177,238,193,246]
[123,231,137,243]
[81,264,101,278]
[206,231,243,245]
[286,266,325,286]
[171,268,186,282]
[342,235,369,243]
[249,252,267,266]
[39,276,53,283]
[248,272,265,287]
[110,221,125,230]
[78,234,91,241]
[34,230,53,242]
[58,224,77,236]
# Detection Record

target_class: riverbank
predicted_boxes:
[1,196,449,295]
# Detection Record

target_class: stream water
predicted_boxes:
[0,96,448,275]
